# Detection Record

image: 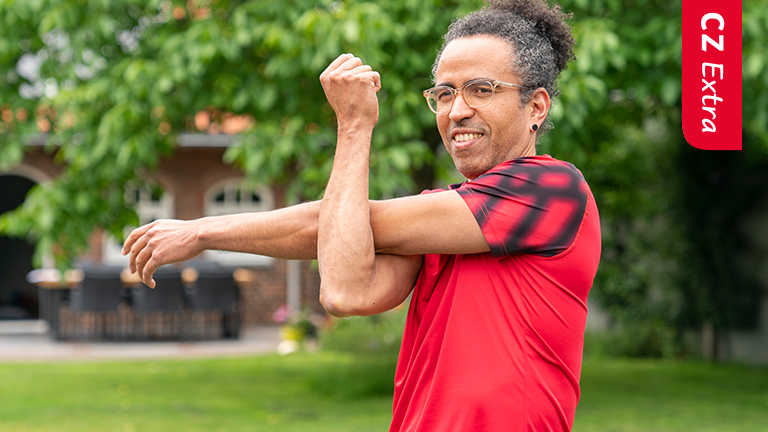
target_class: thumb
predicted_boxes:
[372,71,381,93]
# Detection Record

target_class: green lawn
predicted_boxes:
[0,352,766,432]
[576,358,768,432]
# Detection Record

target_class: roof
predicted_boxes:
[24,133,239,148]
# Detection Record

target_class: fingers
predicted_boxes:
[137,249,158,288]
[322,53,355,76]
[129,235,157,288]
[121,222,158,287]
[120,219,201,288]
[134,240,157,287]
[370,70,381,92]
[321,54,377,86]
[338,65,380,91]
[322,53,363,76]
[123,225,149,273]
[127,238,143,274]
[121,222,153,256]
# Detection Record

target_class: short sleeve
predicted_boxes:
[454,156,590,259]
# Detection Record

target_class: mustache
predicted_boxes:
[448,120,487,134]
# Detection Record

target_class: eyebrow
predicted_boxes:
[435,77,494,88]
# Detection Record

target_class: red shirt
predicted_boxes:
[390,155,601,432]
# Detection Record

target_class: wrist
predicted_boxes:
[193,217,217,251]
[337,118,375,139]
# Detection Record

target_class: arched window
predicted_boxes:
[203,179,275,266]
[102,182,174,265]
[0,168,46,319]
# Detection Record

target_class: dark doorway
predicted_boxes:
[0,174,38,319]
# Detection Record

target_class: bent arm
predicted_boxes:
[316,54,488,317]
[126,53,489,307]
[317,127,427,317]
[123,189,486,292]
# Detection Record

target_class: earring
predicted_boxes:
[531,124,539,132]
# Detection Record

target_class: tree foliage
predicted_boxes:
[0,0,482,267]
[542,0,768,351]
[1,0,768,347]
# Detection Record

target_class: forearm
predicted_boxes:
[314,53,420,317]
[124,200,321,286]
[198,201,320,260]
[317,126,377,315]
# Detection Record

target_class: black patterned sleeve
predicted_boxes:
[453,157,590,259]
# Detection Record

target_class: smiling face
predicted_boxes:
[435,35,537,180]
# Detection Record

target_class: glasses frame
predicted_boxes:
[422,79,525,114]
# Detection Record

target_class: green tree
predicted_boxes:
[0,0,482,267]
[544,0,768,356]
[2,0,767,355]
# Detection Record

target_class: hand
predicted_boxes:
[121,219,203,288]
[319,53,381,131]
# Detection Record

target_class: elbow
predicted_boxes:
[320,293,352,318]
[319,281,375,318]
[317,255,377,317]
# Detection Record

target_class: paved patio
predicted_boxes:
[0,320,282,362]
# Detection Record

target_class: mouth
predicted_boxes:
[451,132,484,150]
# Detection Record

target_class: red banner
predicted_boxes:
[682,0,742,150]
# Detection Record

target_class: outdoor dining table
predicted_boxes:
[27,265,256,340]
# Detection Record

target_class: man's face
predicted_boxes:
[434,35,536,180]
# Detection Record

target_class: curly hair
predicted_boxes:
[433,0,576,133]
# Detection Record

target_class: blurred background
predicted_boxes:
[1,0,767,430]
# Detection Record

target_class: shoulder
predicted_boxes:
[454,155,589,196]
[451,155,593,258]
[484,155,584,181]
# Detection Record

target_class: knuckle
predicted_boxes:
[130,241,141,254]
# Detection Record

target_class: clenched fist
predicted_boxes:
[319,53,381,132]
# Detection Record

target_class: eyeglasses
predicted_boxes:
[422,79,525,114]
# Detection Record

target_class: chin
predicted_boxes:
[455,155,496,179]
[456,165,485,181]
[451,151,497,180]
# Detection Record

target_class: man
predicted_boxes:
[123,0,600,430]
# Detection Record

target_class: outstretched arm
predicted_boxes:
[122,201,320,288]
[123,54,490,312]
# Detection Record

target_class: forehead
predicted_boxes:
[435,35,516,86]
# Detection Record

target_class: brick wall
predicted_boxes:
[16,143,324,326]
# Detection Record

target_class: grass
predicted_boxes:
[0,352,396,432]
[575,358,768,432]
[0,352,767,431]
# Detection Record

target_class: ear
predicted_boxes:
[528,88,550,129]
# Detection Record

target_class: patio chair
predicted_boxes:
[69,265,127,339]
[182,262,241,339]
[131,266,184,339]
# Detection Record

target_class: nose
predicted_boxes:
[447,92,475,122]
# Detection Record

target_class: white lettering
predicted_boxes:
[702,63,724,79]
[702,34,724,52]
[701,79,717,93]
[701,13,725,31]
[699,15,725,134]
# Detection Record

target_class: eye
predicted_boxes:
[435,87,454,102]
[468,82,494,96]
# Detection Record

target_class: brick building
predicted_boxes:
[0,135,321,325]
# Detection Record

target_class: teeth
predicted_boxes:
[454,133,482,143]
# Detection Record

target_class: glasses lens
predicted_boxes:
[464,81,494,108]
[425,87,454,113]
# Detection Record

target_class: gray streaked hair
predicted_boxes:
[433,0,576,133]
